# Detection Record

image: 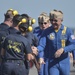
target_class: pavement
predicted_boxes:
[29,58,75,75]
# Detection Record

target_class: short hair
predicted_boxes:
[12,14,22,26]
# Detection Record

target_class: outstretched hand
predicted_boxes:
[54,48,64,58]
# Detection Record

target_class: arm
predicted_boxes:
[55,28,75,58]
[64,29,75,53]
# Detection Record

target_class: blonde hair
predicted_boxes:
[38,12,50,22]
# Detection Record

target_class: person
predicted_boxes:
[0,9,18,75]
[33,12,51,58]
[0,9,18,31]
[20,13,39,75]
[33,12,51,75]
[33,12,51,41]
[32,9,75,75]
[0,9,18,51]
[1,14,37,75]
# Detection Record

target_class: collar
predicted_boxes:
[8,27,21,34]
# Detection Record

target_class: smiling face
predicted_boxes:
[50,18,62,29]
[49,10,63,30]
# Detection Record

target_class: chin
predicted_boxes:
[53,26,58,29]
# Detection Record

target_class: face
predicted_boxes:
[38,21,50,30]
[50,18,62,29]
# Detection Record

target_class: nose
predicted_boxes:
[52,21,56,23]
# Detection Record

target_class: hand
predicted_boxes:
[73,60,75,67]
[54,48,64,58]
[38,58,45,68]
[69,52,73,58]
[31,46,38,55]
[27,53,34,61]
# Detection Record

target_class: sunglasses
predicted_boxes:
[39,22,47,25]
[50,19,58,22]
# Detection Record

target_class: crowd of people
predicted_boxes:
[0,8,75,75]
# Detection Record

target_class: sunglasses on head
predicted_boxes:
[50,19,58,22]
[39,22,47,25]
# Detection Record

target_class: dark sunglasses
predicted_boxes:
[39,22,47,25]
[50,19,58,22]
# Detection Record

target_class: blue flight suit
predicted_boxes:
[2,28,32,75]
[37,25,75,75]
[72,50,75,60]
[33,26,44,58]
[33,26,43,41]
[33,26,44,75]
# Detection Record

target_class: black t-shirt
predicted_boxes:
[3,31,32,60]
[0,23,9,31]
[25,32,38,46]
[0,23,10,51]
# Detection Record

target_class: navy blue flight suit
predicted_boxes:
[37,25,75,75]
[2,28,32,75]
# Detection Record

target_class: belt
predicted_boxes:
[3,60,24,63]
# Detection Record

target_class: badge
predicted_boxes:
[71,35,75,39]
[49,33,55,40]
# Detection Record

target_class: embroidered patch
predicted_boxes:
[71,35,75,39]
[50,33,55,40]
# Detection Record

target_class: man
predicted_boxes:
[0,9,18,75]
[1,14,36,75]
[0,9,18,31]
[0,9,18,50]
[33,10,75,75]
[20,13,39,75]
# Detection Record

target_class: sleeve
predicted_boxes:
[0,32,7,50]
[64,28,75,53]
[38,51,44,58]
[2,36,8,50]
[33,35,39,46]
[37,34,46,52]
[24,38,32,54]
[72,50,75,60]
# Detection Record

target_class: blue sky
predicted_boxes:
[0,0,75,28]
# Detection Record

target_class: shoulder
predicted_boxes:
[42,26,53,34]
[62,25,74,36]
[33,26,40,32]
